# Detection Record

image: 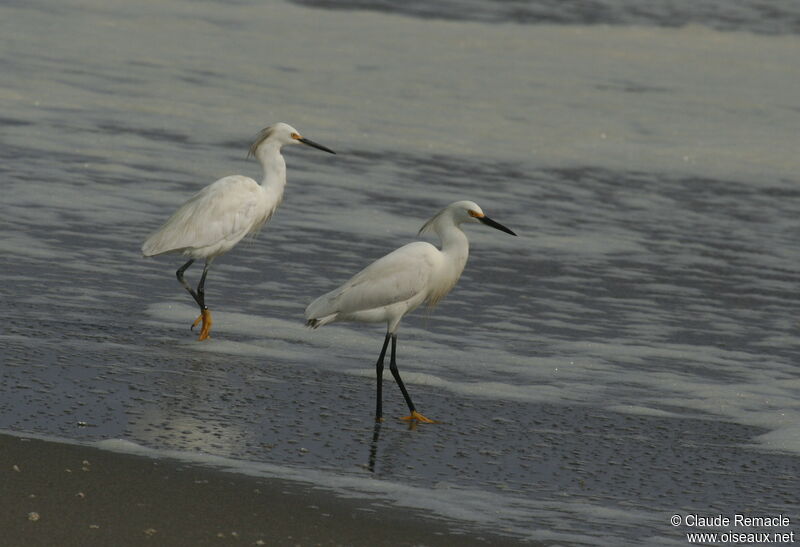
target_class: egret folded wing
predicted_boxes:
[306,242,438,320]
[142,176,267,257]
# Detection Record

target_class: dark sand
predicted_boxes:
[0,433,530,547]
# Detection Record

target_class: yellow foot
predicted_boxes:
[191,309,213,341]
[400,410,438,424]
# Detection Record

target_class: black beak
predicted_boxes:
[298,137,336,154]
[479,215,517,236]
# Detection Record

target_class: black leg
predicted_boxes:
[176,259,203,308]
[389,333,417,414]
[175,259,214,340]
[196,261,211,310]
[374,332,391,422]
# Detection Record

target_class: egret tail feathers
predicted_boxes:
[305,314,337,329]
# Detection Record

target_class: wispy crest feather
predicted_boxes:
[247,126,275,158]
[418,208,446,236]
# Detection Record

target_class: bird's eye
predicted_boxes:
[468,210,484,218]
[291,132,301,140]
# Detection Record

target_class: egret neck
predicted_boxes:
[433,212,471,279]
[256,142,288,194]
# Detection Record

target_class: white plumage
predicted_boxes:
[305,200,517,423]
[305,241,438,331]
[142,175,274,259]
[142,122,335,340]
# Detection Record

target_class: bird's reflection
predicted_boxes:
[367,421,382,473]
[366,418,423,473]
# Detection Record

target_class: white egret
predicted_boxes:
[305,200,517,423]
[142,122,335,340]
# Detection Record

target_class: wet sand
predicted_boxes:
[0,433,529,547]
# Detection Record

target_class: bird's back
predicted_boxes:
[142,175,272,259]
[305,241,443,327]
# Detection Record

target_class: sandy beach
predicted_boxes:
[0,433,529,547]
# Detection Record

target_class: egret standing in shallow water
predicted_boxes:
[305,200,517,423]
[142,122,335,340]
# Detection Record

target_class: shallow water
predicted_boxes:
[291,0,800,35]
[2,0,800,544]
